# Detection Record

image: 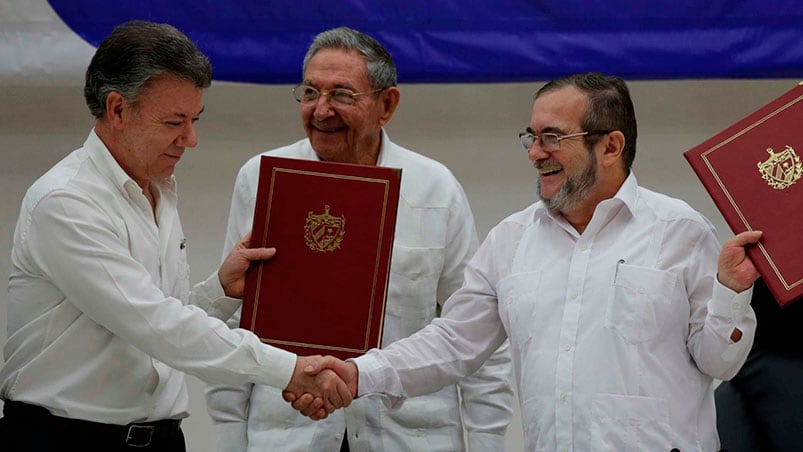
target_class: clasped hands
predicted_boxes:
[283,355,358,420]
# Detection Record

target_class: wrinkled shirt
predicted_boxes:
[206,130,513,452]
[356,173,756,452]
[1,130,296,425]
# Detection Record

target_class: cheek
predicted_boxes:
[301,107,313,123]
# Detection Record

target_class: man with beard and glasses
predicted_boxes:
[204,26,513,452]
[287,72,764,451]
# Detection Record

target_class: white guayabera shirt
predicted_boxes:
[206,130,514,452]
[356,172,756,452]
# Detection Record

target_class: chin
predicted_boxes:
[158,167,176,179]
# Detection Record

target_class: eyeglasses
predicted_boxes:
[518,130,613,152]
[292,84,385,106]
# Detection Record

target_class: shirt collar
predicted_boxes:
[613,171,639,216]
[85,128,178,201]
[374,129,391,167]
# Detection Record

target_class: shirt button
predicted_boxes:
[559,393,568,402]
[629,418,638,426]
[563,344,572,352]
[732,302,741,309]
[578,244,587,252]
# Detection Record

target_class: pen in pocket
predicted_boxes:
[614,258,625,281]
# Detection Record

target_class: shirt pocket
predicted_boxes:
[590,393,674,452]
[384,245,445,342]
[605,264,676,344]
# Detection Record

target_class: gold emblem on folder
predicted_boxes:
[758,145,802,190]
[304,205,346,252]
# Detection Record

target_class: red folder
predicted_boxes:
[241,155,401,358]
[684,83,803,307]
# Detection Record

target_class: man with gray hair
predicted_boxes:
[205,26,513,452]
[0,20,349,451]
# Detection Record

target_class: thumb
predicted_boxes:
[241,247,276,262]
[729,230,762,247]
[301,355,327,375]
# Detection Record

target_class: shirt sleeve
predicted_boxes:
[189,271,242,321]
[21,188,296,390]
[354,234,509,408]
[204,163,258,446]
[683,221,757,380]
[440,182,514,448]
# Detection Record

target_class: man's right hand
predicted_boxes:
[283,356,358,420]
[283,355,356,420]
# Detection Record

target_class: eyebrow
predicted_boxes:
[169,106,205,120]
[526,126,565,134]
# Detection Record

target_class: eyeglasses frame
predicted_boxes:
[518,130,614,152]
[292,84,386,106]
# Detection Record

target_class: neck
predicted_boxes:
[561,173,628,234]
[560,205,595,234]
[355,148,380,165]
[355,132,382,165]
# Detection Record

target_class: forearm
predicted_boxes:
[356,297,508,401]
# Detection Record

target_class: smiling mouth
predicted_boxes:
[537,163,563,176]
[315,127,346,134]
[312,121,347,133]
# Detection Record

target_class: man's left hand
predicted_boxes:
[717,230,762,293]
[219,231,276,298]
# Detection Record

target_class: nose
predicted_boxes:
[177,122,198,148]
[312,95,336,119]
[527,141,549,162]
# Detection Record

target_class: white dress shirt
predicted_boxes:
[206,130,513,452]
[1,130,297,425]
[355,172,756,452]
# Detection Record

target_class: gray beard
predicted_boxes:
[537,148,597,212]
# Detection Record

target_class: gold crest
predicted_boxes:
[304,205,346,252]
[758,145,803,190]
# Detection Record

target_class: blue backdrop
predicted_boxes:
[49,1,803,84]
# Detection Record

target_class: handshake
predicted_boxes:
[282,355,359,420]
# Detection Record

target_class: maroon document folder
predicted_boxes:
[241,155,401,358]
[684,83,803,307]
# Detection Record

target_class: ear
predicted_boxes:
[377,87,400,126]
[105,92,127,130]
[599,130,625,168]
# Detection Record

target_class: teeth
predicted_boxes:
[538,165,562,175]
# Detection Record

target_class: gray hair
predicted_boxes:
[535,72,638,169]
[84,20,212,118]
[302,27,397,90]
